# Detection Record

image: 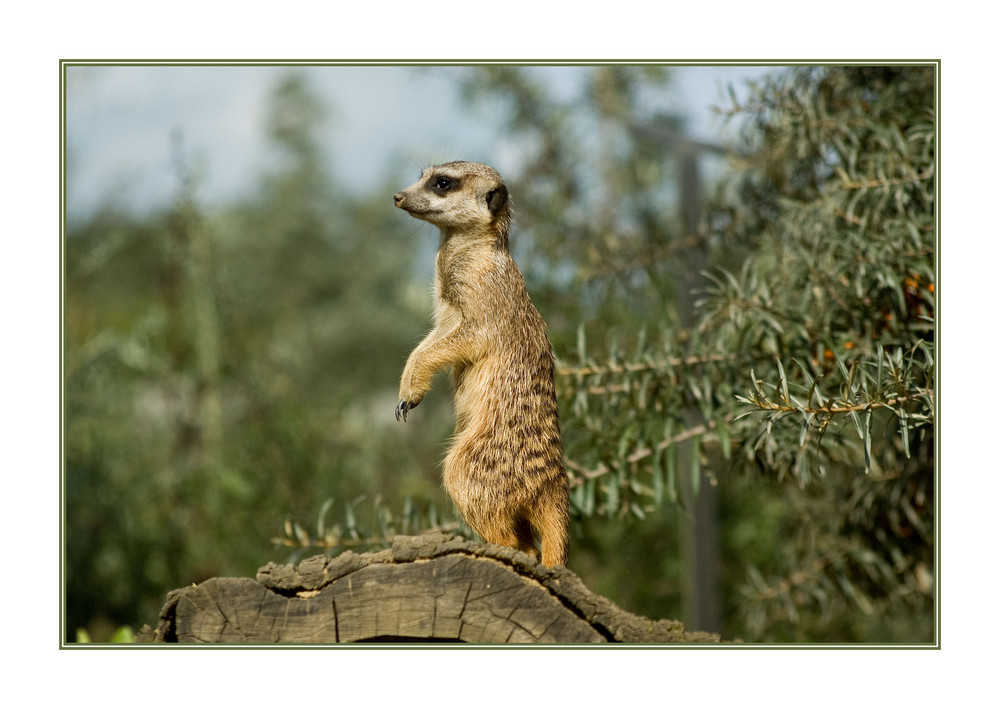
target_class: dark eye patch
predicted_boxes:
[429,174,459,193]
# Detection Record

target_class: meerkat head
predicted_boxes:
[394,161,512,245]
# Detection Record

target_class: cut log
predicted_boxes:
[138,532,721,644]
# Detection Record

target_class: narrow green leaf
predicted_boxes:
[863,410,873,473]
[377,502,391,540]
[402,496,414,534]
[717,418,732,460]
[634,327,647,361]
[835,349,850,382]
[690,435,702,497]
[876,343,884,392]
[110,626,135,644]
[606,470,619,516]
[849,409,864,439]
[617,423,637,460]
[689,375,703,402]
[747,564,767,591]
[637,372,650,410]
[316,497,334,538]
[846,359,859,395]
[899,410,911,458]
[805,369,821,407]
[666,442,678,503]
[344,501,358,539]
[652,445,665,505]
[570,481,585,512]
[776,357,789,404]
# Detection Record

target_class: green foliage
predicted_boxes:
[552,66,936,641]
[711,68,935,641]
[75,626,135,644]
[273,494,472,553]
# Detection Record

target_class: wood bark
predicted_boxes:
[138,532,721,644]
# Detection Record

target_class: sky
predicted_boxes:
[63,63,778,223]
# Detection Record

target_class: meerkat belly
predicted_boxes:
[446,349,560,512]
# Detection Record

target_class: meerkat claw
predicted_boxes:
[395,399,415,422]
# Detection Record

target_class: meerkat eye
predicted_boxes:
[431,176,454,192]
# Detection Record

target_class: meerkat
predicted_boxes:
[393,161,570,567]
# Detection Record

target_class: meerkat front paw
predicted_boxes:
[395,399,420,422]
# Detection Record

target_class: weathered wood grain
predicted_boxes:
[139,532,720,644]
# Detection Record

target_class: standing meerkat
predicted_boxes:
[393,161,570,567]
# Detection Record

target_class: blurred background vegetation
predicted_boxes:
[63,64,935,643]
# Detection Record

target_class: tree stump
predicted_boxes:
[138,532,720,644]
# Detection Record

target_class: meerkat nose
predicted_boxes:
[393,192,405,206]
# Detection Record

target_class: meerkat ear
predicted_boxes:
[486,185,508,215]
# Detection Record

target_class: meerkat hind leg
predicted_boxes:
[513,515,541,560]
[529,495,570,568]
[475,514,540,561]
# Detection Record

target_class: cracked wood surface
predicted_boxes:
[139,532,721,644]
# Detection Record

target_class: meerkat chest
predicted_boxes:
[438,243,524,303]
